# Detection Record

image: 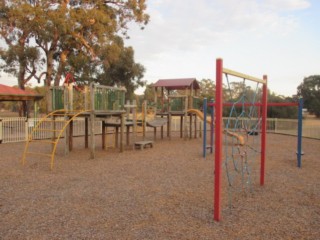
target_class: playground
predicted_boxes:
[0,133,319,239]
[1,59,319,238]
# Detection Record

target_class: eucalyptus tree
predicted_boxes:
[297,75,320,117]
[1,0,149,111]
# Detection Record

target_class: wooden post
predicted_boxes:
[0,118,2,144]
[69,119,73,151]
[180,116,183,138]
[85,117,88,148]
[115,127,119,148]
[161,115,164,139]
[194,114,197,138]
[126,125,130,146]
[120,113,125,152]
[90,83,95,159]
[184,95,188,139]
[154,87,158,113]
[153,127,156,140]
[189,114,192,139]
[168,113,171,140]
[125,100,130,146]
[64,85,69,156]
[143,100,147,140]
[102,120,106,150]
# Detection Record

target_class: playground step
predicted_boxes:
[134,140,154,150]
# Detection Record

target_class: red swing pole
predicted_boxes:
[260,75,268,186]
[214,58,223,221]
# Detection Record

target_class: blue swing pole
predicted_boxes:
[297,98,303,168]
[203,98,207,158]
[210,99,214,154]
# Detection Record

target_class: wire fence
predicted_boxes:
[0,117,319,144]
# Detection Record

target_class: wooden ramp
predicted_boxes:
[22,109,88,170]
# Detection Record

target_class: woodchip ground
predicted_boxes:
[0,133,319,239]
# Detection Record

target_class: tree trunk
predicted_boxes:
[18,51,28,117]
[44,51,54,113]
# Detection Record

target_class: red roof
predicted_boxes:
[153,78,200,90]
[0,84,43,101]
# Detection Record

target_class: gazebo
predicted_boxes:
[0,84,43,116]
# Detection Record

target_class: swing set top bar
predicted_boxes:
[223,68,266,84]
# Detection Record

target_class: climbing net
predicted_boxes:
[213,58,267,221]
[223,73,263,206]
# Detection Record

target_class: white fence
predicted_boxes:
[0,117,319,144]
[0,117,102,144]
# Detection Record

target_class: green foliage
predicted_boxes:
[143,84,155,103]
[0,0,149,108]
[297,75,320,118]
[95,39,146,99]
[268,92,298,119]
[199,79,215,99]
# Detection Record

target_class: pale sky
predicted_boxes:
[126,0,320,96]
[1,0,319,97]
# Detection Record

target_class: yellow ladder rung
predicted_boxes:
[29,139,57,144]
[41,119,68,123]
[36,128,63,132]
[26,152,52,157]
[52,113,76,117]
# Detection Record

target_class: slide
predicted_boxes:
[187,109,211,124]
[187,109,245,145]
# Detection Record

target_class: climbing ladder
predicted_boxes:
[22,109,88,170]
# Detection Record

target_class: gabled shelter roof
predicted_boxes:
[153,78,200,90]
[0,84,43,101]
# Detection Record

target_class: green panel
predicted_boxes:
[171,98,184,111]
[52,88,64,110]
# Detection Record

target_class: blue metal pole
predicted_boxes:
[203,98,207,158]
[297,98,303,168]
[210,99,214,154]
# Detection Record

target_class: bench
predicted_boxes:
[134,140,154,150]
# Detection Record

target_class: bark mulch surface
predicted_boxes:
[0,134,319,239]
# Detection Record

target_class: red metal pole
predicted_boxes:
[214,58,223,221]
[260,75,268,186]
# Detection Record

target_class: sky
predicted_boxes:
[1,0,319,97]
[125,0,320,96]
